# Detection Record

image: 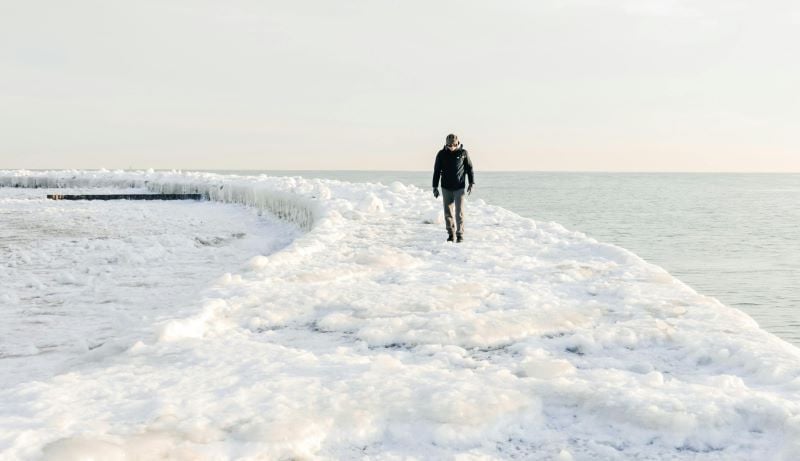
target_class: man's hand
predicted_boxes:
[433,188,440,198]
[467,183,474,195]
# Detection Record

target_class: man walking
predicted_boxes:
[432,133,475,243]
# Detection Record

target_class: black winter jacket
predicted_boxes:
[432,145,474,190]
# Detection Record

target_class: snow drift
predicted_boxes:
[1,169,799,460]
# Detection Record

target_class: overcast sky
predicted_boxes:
[1,0,798,171]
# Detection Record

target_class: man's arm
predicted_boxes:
[463,151,475,194]
[464,151,475,188]
[432,152,442,189]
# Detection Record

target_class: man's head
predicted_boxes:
[446,134,459,151]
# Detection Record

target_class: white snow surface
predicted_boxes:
[1,170,800,460]
[0,185,298,388]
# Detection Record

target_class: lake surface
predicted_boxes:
[218,171,800,347]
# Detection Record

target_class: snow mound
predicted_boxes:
[1,169,800,460]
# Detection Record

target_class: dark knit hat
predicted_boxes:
[446,134,459,146]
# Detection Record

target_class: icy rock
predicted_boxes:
[422,209,444,224]
[42,437,126,461]
[557,449,574,461]
[358,193,384,213]
[248,255,270,270]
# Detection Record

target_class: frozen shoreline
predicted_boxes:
[1,170,799,460]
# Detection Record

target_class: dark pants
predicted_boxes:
[442,188,465,237]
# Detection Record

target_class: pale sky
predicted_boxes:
[1,0,799,171]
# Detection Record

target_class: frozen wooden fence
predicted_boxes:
[46,193,204,201]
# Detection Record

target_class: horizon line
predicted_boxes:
[5,168,800,175]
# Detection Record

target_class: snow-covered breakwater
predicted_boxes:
[0,170,319,231]
[1,170,799,460]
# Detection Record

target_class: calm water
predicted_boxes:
[218,171,800,347]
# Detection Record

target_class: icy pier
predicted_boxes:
[1,169,800,460]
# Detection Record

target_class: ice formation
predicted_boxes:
[1,170,799,460]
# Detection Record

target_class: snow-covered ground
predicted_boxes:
[0,186,298,389]
[1,170,799,460]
